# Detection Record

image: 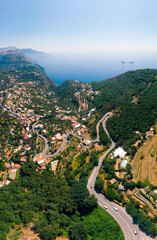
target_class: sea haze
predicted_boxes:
[26,52,157,85]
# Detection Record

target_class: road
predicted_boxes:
[1,86,155,239]
[33,113,156,239]
[32,112,111,158]
[8,109,156,240]
[87,114,155,240]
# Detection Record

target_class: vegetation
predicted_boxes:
[90,69,157,150]
[126,202,156,235]
[0,162,124,240]
[1,50,157,239]
[83,207,124,240]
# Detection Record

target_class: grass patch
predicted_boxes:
[9,231,23,240]
[84,207,124,240]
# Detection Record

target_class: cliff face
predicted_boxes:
[0,47,29,64]
[0,47,57,87]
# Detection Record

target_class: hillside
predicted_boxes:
[86,69,157,148]
[132,133,157,185]
[0,47,57,89]
[0,54,156,239]
[20,48,48,63]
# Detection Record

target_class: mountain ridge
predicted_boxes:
[0,47,57,87]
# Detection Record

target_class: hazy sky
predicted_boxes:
[0,0,157,58]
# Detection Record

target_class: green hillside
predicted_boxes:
[0,48,57,90]
[89,69,157,149]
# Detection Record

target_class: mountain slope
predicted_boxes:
[89,69,157,149]
[0,47,57,89]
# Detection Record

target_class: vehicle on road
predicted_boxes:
[113,207,118,212]
[133,229,137,235]
[104,206,108,210]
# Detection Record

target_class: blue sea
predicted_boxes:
[32,53,157,86]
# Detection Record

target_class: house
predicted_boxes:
[14,164,20,169]
[90,108,95,113]
[24,132,28,140]
[83,140,91,146]
[74,123,81,129]
[110,178,117,184]
[6,180,11,185]
[6,151,11,159]
[33,153,46,167]
[51,137,56,141]
[5,162,11,169]
[35,123,43,129]
[9,170,17,180]
[55,133,63,140]
[118,183,125,191]
[11,163,20,169]
[80,128,86,134]
[14,145,22,153]
[20,156,27,163]
[50,160,58,173]
[146,130,154,137]
[112,147,126,159]
[23,145,31,151]
[0,182,5,188]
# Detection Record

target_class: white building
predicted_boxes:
[112,147,126,159]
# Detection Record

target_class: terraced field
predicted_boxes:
[132,135,157,185]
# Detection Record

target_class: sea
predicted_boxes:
[32,53,157,86]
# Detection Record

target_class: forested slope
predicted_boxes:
[90,69,157,149]
[0,163,124,240]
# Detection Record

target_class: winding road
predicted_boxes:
[33,112,155,240]
[32,112,110,158]
[3,100,155,240]
[87,114,155,240]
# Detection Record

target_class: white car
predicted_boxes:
[133,229,137,235]
[113,207,118,212]
[104,205,108,210]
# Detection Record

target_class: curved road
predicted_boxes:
[87,114,155,240]
[1,93,155,239]
[34,113,155,240]
[32,112,111,158]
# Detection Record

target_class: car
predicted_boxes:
[104,205,108,210]
[133,229,137,235]
[113,207,118,212]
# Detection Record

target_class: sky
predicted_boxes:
[1,0,157,84]
[0,0,157,58]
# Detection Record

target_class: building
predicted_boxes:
[9,170,17,180]
[23,145,31,151]
[33,153,46,167]
[20,156,27,163]
[50,160,58,173]
[55,133,63,140]
[112,147,126,159]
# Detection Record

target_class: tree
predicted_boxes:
[126,163,131,174]
[95,177,104,192]
[82,195,98,212]
[69,222,88,240]
[0,160,5,172]
[140,154,144,160]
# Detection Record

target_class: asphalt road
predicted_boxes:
[87,114,155,240]
[32,112,112,158]
[33,113,155,239]
[2,89,156,239]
